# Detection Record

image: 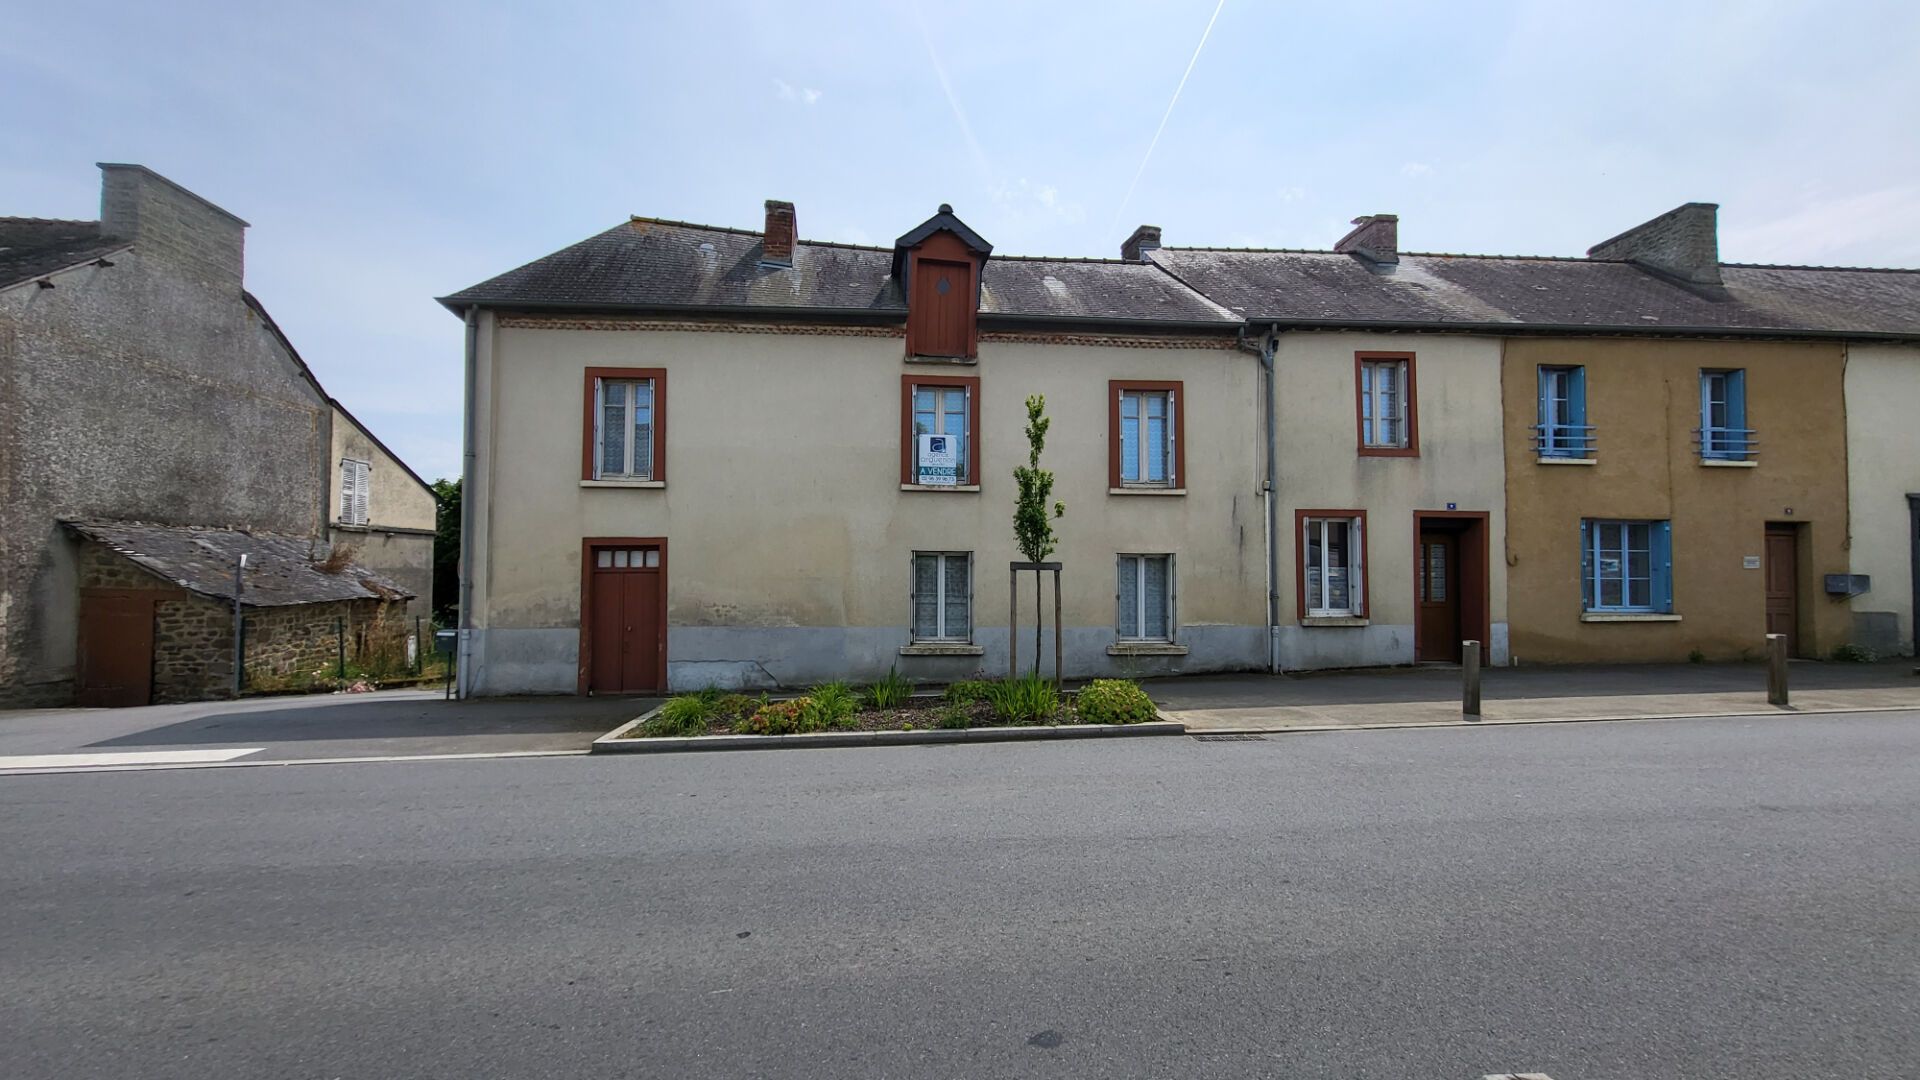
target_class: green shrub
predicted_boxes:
[867,666,914,709]
[800,682,859,731]
[1687,648,1706,664]
[984,673,1059,725]
[1075,679,1158,725]
[944,679,993,706]
[741,698,805,735]
[936,706,971,730]
[646,693,719,737]
[1830,643,1878,663]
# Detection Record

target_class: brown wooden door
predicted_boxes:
[1416,533,1461,662]
[587,545,664,693]
[76,592,154,707]
[1765,525,1799,655]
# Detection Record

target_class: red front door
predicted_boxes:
[1416,532,1462,662]
[1764,525,1799,656]
[587,544,664,693]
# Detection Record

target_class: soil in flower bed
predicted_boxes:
[622,693,1092,738]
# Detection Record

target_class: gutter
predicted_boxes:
[1234,326,1282,673]
[433,298,1244,334]
[1247,317,1920,345]
[456,307,478,698]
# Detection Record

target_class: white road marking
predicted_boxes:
[0,748,587,776]
[1483,1073,1556,1079]
[0,748,264,770]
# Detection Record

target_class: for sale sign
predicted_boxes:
[917,434,959,486]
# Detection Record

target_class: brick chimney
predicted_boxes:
[1335,214,1398,265]
[97,163,248,291]
[1121,225,1162,262]
[761,199,796,267]
[1587,202,1721,285]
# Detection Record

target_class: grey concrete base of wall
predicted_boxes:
[1850,610,1912,657]
[468,624,1268,695]
[1278,621,1511,670]
[592,719,1188,753]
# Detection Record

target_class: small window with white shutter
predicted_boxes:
[911,552,972,642]
[1116,554,1174,641]
[339,458,371,525]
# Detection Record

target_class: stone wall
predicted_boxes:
[243,598,410,685]
[152,594,233,704]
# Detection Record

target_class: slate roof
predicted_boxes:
[0,217,129,290]
[1147,249,1920,337]
[64,520,414,607]
[440,218,1240,326]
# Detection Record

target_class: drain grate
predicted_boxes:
[1191,733,1268,742]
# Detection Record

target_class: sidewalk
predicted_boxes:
[1152,660,1920,732]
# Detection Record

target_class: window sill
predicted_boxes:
[580,479,665,488]
[1301,615,1370,627]
[1536,456,1596,466]
[1581,612,1683,623]
[1109,486,1186,496]
[900,484,981,493]
[1107,641,1189,656]
[1358,447,1418,458]
[1700,459,1757,468]
[899,642,984,656]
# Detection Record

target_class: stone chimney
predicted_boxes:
[97,163,248,291]
[1587,202,1721,285]
[761,199,796,267]
[1335,214,1398,265]
[1121,224,1162,262]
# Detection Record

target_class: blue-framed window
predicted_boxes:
[1581,519,1673,613]
[1536,365,1591,457]
[1698,369,1753,460]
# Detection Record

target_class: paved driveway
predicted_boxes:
[1154,660,1920,730]
[0,689,657,770]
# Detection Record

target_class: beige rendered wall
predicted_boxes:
[1271,332,1510,668]
[1844,343,1920,656]
[328,406,437,618]
[1502,338,1850,663]
[467,317,1264,692]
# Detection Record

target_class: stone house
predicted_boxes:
[0,163,435,706]
[64,520,411,705]
[442,197,1920,695]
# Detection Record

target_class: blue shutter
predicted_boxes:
[1727,370,1748,458]
[1579,519,1595,611]
[1651,521,1674,612]
[1536,366,1551,454]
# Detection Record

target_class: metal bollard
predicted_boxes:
[1462,640,1482,718]
[1766,632,1789,706]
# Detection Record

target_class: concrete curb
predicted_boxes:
[592,715,1187,753]
[1178,702,1920,736]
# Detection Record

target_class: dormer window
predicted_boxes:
[894,204,991,362]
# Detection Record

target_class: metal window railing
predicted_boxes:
[1533,424,1596,457]
[1693,427,1758,461]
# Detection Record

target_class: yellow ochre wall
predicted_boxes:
[1502,338,1850,663]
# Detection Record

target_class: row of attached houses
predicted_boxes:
[440,199,1920,696]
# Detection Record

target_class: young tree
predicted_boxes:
[1013,395,1065,673]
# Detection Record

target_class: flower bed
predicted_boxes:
[622,674,1160,739]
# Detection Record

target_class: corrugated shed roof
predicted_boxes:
[441,218,1240,325]
[1148,248,1920,336]
[64,520,414,607]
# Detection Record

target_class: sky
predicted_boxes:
[5,0,1918,482]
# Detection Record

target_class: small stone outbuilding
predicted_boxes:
[64,519,414,706]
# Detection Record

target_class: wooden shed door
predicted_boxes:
[909,258,970,357]
[77,592,154,707]
[587,545,664,693]
[1765,525,1799,656]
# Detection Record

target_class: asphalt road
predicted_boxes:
[3,714,1917,1079]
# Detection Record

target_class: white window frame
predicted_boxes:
[1303,515,1365,617]
[911,551,973,642]
[1116,553,1175,641]
[1118,388,1177,487]
[339,458,370,526]
[593,376,657,481]
[912,384,971,484]
[1359,359,1409,449]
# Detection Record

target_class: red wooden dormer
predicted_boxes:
[893,204,992,361]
